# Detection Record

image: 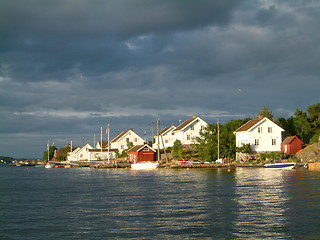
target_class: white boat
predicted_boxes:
[131,161,159,170]
[264,162,296,169]
[45,161,55,168]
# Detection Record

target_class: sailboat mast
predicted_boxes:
[217,121,220,160]
[107,124,110,164]
[157,119,160,161]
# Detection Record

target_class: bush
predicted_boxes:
[260,152,283,161]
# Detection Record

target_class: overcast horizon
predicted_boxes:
[1,0,320,158]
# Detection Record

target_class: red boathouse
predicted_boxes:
[128,144,156,163]
[282,136,304,155]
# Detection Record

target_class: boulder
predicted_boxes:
[296,142,320,162]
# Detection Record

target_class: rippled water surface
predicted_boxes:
[1,165,320,239]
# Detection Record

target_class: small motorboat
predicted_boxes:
[264,162,296,169]
[131,161,159,170]
[45,161,55,168]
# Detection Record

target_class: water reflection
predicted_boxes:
[1,167,320,239]
[233,168,294,239]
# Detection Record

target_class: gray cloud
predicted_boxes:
[0,0,320,158]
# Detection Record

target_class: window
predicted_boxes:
[143,147,149,151]
[187,135,191,140]
[134,138,137,142]
[191,125,194,131]
[126,138,129,143]
[165,140,168,143]
[255,139,259,146]
[272,139,276,145]
[258,127,262,133]
[268,127,272,133]
[121,145,124,149]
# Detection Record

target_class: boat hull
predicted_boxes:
[131,162,158,170]
[264,163,295,169]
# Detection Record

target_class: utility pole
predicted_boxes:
[157,119,160,161]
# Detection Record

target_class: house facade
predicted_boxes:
[110,128,145,153]
[67,143,93,161]
[281,136,303,155]
[67,143,118,161]
[128,144,156,163]
[153,115,208,149]
[153,124,176,149]
[234,117,284,154]
[173,115,207,146]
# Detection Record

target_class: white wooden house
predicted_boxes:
[67,143,117,161]
[153,115,208,149]
[234,117,284,153]
[67,143,93,161]
[153,124,176,149]
[173,115,208,145]
[110,128,145,153]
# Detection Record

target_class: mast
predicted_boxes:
[217,121,220,160]
[47,140,49,162]
[157,119,160,161]
[107,124,110,164]
[100,127,102,153]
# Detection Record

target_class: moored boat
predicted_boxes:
[131,161,158,170]
[264,162,295,169]
[45,161,55,168]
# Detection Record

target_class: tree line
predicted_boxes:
[43,102,320,162]
[172,103,320,162]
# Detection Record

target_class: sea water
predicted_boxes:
[0,165,320,239]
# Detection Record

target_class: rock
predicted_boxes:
[296,142,320,162]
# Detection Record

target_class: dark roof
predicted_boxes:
[282,136,303,144]
[89,148,118,152]
[234,118,264,132]
[157,125,175,136]
[174,116,198,131]
[111,129,132,143]
[128,144,156,152]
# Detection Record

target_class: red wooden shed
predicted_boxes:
[128,144,156,163]
[281,136,304,155]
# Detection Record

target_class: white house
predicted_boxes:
[153,115,208,149]
[67,143,117,161]
[153,124,176,149]
[234,117,284,153]
[67,143,93,161]
[110,128,145,153]
[173,115,208,145]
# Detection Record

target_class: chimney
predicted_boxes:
[192,115,197,119]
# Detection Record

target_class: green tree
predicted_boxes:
[258,106,273,119]
[277,117,296,137]
[219,119,249,159]
[172,140,183,160]
[293,109,312,143]
[116,141,134,158]
[307,103,320,129]
[43,143,57,161]
[236,144,252,154]
[195,124,217,162]
[55,145,72,161]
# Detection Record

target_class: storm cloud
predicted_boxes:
[0,0,319,158]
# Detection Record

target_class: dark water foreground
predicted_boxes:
[0,165,320,239]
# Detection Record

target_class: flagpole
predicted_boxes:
[107,124,110,164]
[217,121,220,161]
[100,127,102,153]
[47,140,49,162]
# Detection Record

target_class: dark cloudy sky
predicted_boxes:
[1,0,319,158]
